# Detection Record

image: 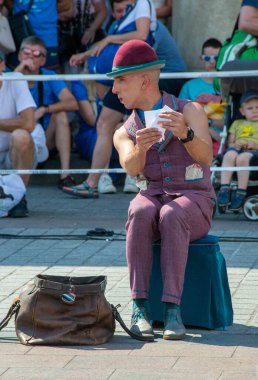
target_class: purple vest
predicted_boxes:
[123,92,215,199]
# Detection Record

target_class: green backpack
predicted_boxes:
[214,19,258,91]
[216,30,258,70]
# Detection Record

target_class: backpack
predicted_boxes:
[0,174,26,217]
[214,17,258,91]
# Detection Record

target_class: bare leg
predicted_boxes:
[9,129,35,186]
[236,152,253,189]
[220,150,238,185]
[87,106,123,188]
[45,112,71,180]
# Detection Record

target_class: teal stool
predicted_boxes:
[149,235,233,330]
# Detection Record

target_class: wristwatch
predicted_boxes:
[180,127,195,143]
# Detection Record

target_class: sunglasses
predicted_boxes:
[21,47,46,58]
[201,55,218,62]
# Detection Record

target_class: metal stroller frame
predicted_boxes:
[214,60,258,220]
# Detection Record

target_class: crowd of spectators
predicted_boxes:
[0,0,257,217]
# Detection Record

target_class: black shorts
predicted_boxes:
[103,88,131,115]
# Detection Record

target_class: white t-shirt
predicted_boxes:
[118,0,157,35]
[0,73,36,152]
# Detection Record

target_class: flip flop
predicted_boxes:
[62,181,99,199]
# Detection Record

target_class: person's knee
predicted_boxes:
[160,203,182,225]
[129,202,157,221]
[10,129,33,152]
[96,115,116,137]
[53,112,69,128]
[236,153,251,166]
[223,150,237,163]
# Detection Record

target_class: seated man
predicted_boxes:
[179,38,225,157]
[15,36,78,189]
[112,40,215,340]
[0,50,48,217]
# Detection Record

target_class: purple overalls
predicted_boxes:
[124,93,216,305]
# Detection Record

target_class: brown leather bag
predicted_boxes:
[0,275,151,345]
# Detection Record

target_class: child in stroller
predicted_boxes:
[215,60,258,219]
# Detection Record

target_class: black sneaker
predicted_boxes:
[58,175,76,189]
[229,194,246,212]
[8,196,29,218]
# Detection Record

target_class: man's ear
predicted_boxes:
[141,74,150,89]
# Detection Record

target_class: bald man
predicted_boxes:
[111,40,215,341]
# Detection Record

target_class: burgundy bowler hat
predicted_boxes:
[106,40,165,77]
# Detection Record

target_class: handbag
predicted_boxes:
[0,274,152,345]
[8,0,35,50]
[0,13,16,54]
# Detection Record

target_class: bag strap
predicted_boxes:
[37,74,45,127]
[26,0,34,14]
[111,304,154,342]
[0,299,20,332]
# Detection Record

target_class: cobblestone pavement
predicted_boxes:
[0,185,257,379]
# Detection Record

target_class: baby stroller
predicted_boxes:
[214,60,258,220]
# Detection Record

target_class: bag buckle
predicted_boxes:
[61,284,76,305]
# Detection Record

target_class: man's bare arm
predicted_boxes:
[159,102,213,166]
[114,126,162,177]
[0,107,35,133]
[46,88,78,113]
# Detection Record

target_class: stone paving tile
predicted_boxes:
[128,342,236,357]
[233,346,258,358]
[0,343,31,355]
[0,368,113,380]
[219,371,258,380]
[0,354,73,368]
[0,369,8,377]
[66,355,177,370]
[173,357,258,372]
[28,345,134,356]
[109,369,222,380]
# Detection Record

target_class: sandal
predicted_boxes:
[62,181,99,199]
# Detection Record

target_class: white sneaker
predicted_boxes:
[98,174,117,194]
[123,175,139,193]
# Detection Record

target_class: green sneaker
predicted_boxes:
[163,308,186,340]
[130,306,154,341]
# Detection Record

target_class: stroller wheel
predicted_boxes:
[243,196,258,221]
[218,205,227,214]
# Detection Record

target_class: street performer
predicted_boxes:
[111,40,215,341]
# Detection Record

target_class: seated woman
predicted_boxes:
[69,0,157,98]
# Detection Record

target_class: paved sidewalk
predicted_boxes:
[0,185,257,379]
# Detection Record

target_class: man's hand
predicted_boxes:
[35,106,47,121]
[89,38,109,56]
[15,58,36,73]
[136,128,162,153]
[69,52,88,66]
[158,110,188,140]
